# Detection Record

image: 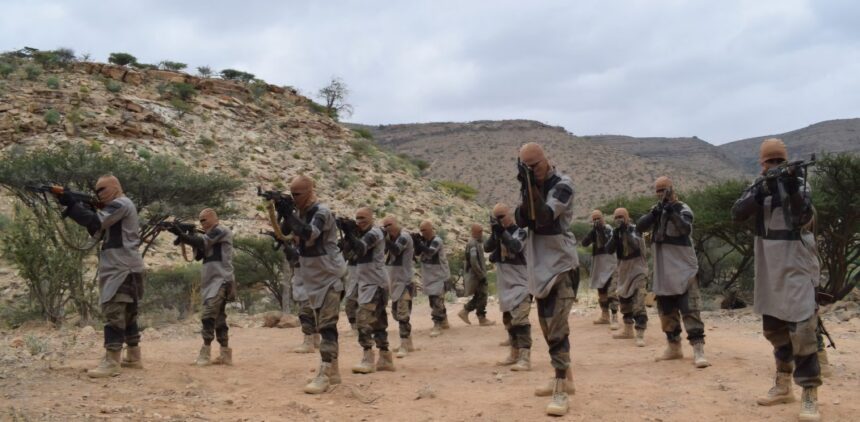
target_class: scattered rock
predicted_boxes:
[415,385,436,400]
[9,337,24,348]
[262,311,284,328]
[79,325,96,338]
[277,314,300,329]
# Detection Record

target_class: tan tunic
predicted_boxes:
[650,203,698,296]
[95,197,145,304]
[199,225,235,302]
[419,235,450,296]
[386,230,414,302]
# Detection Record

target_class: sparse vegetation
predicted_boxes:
[43,109,60,125]
[220,68,255,83]
[23,64,42,80]
[159,60,187,71]
[197,65,213,78]
[198,135,216,149]
[316,76,353,120]
[105,79,122,93]
[46,76,59,89]
[0,61,15,78]
[352,128,373,140]
[108,52,137,66]
[434,180,478,201]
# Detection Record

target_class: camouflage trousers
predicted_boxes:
[429,294,447,323]
[537,270,577,374]
[201,283,230,347]
[344,287,358,326]
[391,285,413,339]
[464,277,489,318]
[619,280,648,330]
[656,277,705,344]
[597,276,619,313]
[102,273,144,352]
[763,313,822,387]
[503,296,532,350]
[298,286,341,362]
[357,287,389,351]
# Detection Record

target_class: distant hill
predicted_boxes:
[349,120,737,217]
[719,119,860,174]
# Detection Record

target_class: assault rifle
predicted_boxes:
[748,154,816,229]
[517,158,537,227]
[26,184,101,217]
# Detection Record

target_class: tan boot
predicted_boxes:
[692,343,711,368]
[352,349,376,374]
[496,347,518,366]
[429,323,442,338]
[292,335,315,353]
[613,323,634,339]
[195,345,211,366]
[593,309,610,325]
[655,341,683,361]
[635,329,646,347]
[328,358,341,385]
[535,368,575,397]
[756,372,795,406]
[609,312,620,331]
[511,349,531,372]
[499,337,511,347]
[404,337,416,352]
[545,378,570,416]
[376,350,396,372]
[88,349,121,378]
[478,316,496,326]
[818,350,832,378]
[457,308,472,325]
[121,346,143,369]
[441,318,451,329]
[396,343,408,359]
[313,333,321,349]
[798,386,820,421]
[304,361,331,394]
[213,347,233,365]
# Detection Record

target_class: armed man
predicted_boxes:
[413,220,451,337]
[54,175,145,378]
[340,208,395,374]
[342,239,359,337]
[458,223,495,327]
[515,142,579,416]
[273,175,347,394]
[169,209,236,366]
[731,138,822,421]
[381,215,417,358]
[636,176,711,368]
[607,208,649,347]
[581,209,620,330]
[291,246,321,354]
[487,203,532,372]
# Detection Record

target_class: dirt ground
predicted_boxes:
[1,297,859,422]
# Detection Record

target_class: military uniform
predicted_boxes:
[415,235,451,331]
[344,259,359,329]
[606,223,648,341]
[582,223,619,324]
[386,230,415,349]
[462,237,489,320]
[486,223,532,369]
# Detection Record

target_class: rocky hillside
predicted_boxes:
[351,120,737,217]
[583,135,750,181]
[719,118,860,174]
[0,59,486,265]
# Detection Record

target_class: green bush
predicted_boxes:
[43,109,60,125]
[250,80,268,101]
[198,135,216,149]
[349,138,377,157]
[141,263,201,319]
[197,65,212,78]
[130,62,158,70]
[46,76,60,89]
[170,97,192,118]
[108,52,137,66]
[352,128,373,140]
[105,80,122,93]
[220,68,255,82]
[434,180,478,201]
[159,60,187,71]
[0,61,15,78]
[170,82,196,101]
[23,64,41,81]
[137,148,152,160]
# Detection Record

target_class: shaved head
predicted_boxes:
[654,175,677,202]
[419,219,435,240]
[613,207,630,224]
[492,202,514,227]
[355,207,374,230]
[470,223,483,240]
[381,215,400,238]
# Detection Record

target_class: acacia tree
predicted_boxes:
[232,236,291,311]
[317,76,353,121]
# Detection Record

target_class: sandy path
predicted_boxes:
[1,300,859,421]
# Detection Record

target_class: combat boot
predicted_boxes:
[213,347,232,365]
[535,368,575,397]
[692,343,711,368]
[655,340,683,361]
[313,333,321,348]
[545,378,570,416]
[88,349,121,378]
[430,322,442,338]
[195,345,211,366]
[304,361,331,394]
[511,349,531,372]
[478,316,496,326]
[593,309,610,325]
[121,346,143,369]
[352,349,376,374]
[496,347,518,366]
[328,359,342,385]
[818,349,832,378]
[609,312,620,330]
[377,350,396,372]
[756,372,795,406]
[612,323,634,339]
[292,335,315,353]
[499,337,511,346]
[635,329,646,347]
[396,342,408,359]
[798,386,820,421]
[441,318,451,329]
[457,308,472,325]
[404,337,416,351]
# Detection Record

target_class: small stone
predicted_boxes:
[9,337,24,348]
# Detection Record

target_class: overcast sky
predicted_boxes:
[2,0,858,144]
